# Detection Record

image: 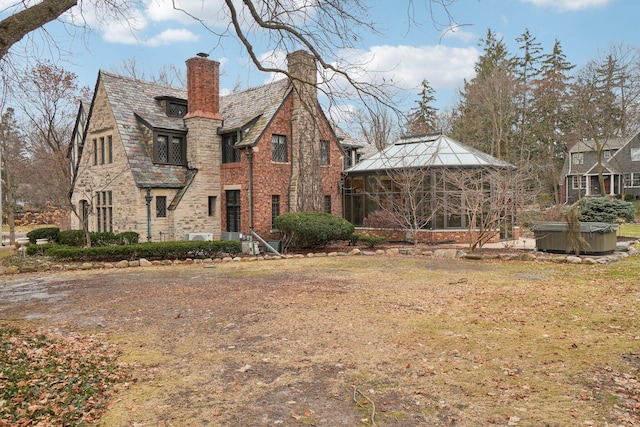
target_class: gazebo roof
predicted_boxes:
[345,133,514,173]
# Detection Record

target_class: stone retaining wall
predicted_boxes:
[1,241,637,275]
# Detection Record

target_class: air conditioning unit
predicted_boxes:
[185,232,213,241]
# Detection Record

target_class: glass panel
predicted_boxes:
[226,190,241,232]
[351,176,364,193]
[320,140,329,165]
[156,196,167,217]
[272,135,287,162]
[271,195,280,228]
[222,134,239,163]
[157,135,168,163]
[171,136,183,164]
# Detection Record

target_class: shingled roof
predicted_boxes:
[99,71,189,188]
[95,71,292,188]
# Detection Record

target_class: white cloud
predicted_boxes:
[145,0,230,26]
[352,44,479,92]
[520,0,615,12]
[441,24,476,44]
[99,10,149,44]
[143,28,199,46]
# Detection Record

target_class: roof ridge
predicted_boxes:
[99,70,185,92]
[221,77,289,99]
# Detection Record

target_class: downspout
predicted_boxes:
[246,147,254,231]
[145,188,153,242]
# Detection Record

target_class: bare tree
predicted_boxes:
[0,107,27,246]
[362,142,444,245]
[444,167,522,251]
[355,104,397,152]
[110,58,186,87]
[569,51,628,197]
[16,61,86,208]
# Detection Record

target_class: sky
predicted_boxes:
[2,0,639,119]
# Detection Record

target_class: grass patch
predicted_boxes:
[618,223,640,237]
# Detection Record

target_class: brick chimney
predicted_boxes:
[184,55,222,120]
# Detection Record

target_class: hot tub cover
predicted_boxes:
[531,222,618,233]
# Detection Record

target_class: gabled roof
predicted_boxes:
[96,71,293,188]
[220,78,291,148]
[345,133,513,173]
[99,71,188,188]
[568,135,632,153]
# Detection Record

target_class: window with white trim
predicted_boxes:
[572,175,586,190]
[572,153,583,165]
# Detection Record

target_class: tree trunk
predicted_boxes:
[0,0,77,59]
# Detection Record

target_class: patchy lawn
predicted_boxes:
[0,255,639,426]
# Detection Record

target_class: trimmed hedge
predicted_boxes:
[26,227,60,244]
[27,240,241,262]
[274,211,354,249]
[58,230,140,247]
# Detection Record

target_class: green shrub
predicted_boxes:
[26,227,60,244]
[25,242,55,256]
[274,211,355,249]
[40,240,241,262]
[117,231,139,245]
[90,232,118,246]
[58,230,140,247]
[578,197,635,223]
[356,234,387,248]
[58,230,86,246]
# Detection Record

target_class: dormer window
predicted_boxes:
[167,101,187,118]
[155,96,188,118]
[154,131,187,165]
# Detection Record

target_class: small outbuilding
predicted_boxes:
[342,133,517,245]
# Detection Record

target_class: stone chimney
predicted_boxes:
[287,50,324,212]
[184,55,222,120]
[287,50,317,89]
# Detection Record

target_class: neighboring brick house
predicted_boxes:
[69,50,344,243]
[560,132,640,204]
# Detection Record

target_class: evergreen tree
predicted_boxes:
[451,28,517,161]
[512,29,543,163]
[405,79,438,136]
[530,39,574,203]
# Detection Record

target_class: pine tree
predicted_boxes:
[530,39,574,203]
[451,28,517,161]
[405,79,438,136]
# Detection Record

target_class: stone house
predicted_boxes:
[69,51,345,243]
[560,131,640,203]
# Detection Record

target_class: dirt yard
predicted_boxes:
[1,255,639,426]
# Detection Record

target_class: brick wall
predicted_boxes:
[219,93,343,240]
